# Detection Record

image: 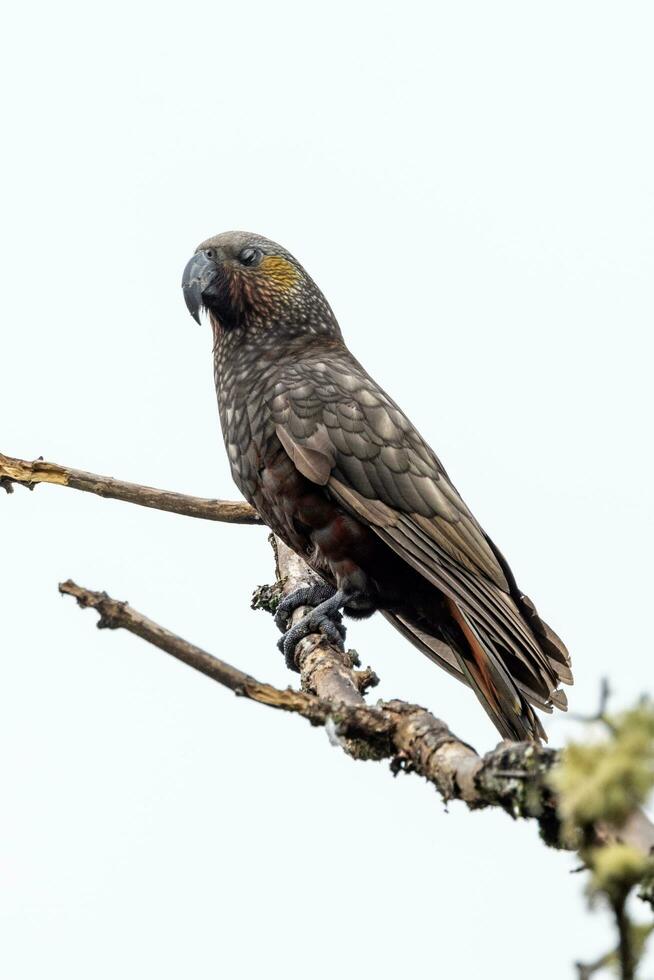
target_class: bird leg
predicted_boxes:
[275,585,354,670]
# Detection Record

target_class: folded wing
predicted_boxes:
[269,351,572,736]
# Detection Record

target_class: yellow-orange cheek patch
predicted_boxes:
[260,255,300,292]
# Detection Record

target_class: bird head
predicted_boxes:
[181,231,340,339]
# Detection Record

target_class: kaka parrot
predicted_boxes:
[182,231,572,741]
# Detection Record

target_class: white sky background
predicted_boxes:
[1,2,653,976]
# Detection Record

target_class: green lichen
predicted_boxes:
[548,697,654,975]
[586,845,653,904]
[250,580,285,614]
[474,741,558,823]
[549,700,654,835]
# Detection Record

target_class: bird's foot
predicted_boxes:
[274,583,338,633]
[276,586,354,671]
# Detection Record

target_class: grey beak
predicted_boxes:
[181,250,219,324]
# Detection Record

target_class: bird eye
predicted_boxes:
[205,248,215,260]
[238,246,263,267]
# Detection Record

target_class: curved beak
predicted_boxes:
[181,251,220,324]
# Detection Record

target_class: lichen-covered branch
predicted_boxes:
[0,450,261,524]
[268,537,379,707]
[7,443,654,975]
[57,540,564,840]
[60,567,654,977]
[59,574,562,827]
[3,445,651,857]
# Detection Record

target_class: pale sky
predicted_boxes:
[2,2,654,977]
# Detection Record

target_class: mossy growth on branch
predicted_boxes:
[588,845,653,905]
[550,700,654,841]
[550,698,654,976]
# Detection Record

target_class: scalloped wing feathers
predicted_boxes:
[269,346,571,729]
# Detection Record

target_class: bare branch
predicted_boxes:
[58,571,563,831]
[58,578,391,741]
[0,451,261,524]
[570,677,616,730]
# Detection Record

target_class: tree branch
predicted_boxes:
[59,574,563,822]
[575,951,614,980]
[0,451,261,524]
[576,913,652,980]
[58,538,654,864]
[6,445,653,860]
[613,895,636,980]
[58,578,391,739]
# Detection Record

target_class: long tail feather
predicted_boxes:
[444,598,546,741]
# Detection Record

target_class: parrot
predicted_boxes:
[182,231,572,741]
